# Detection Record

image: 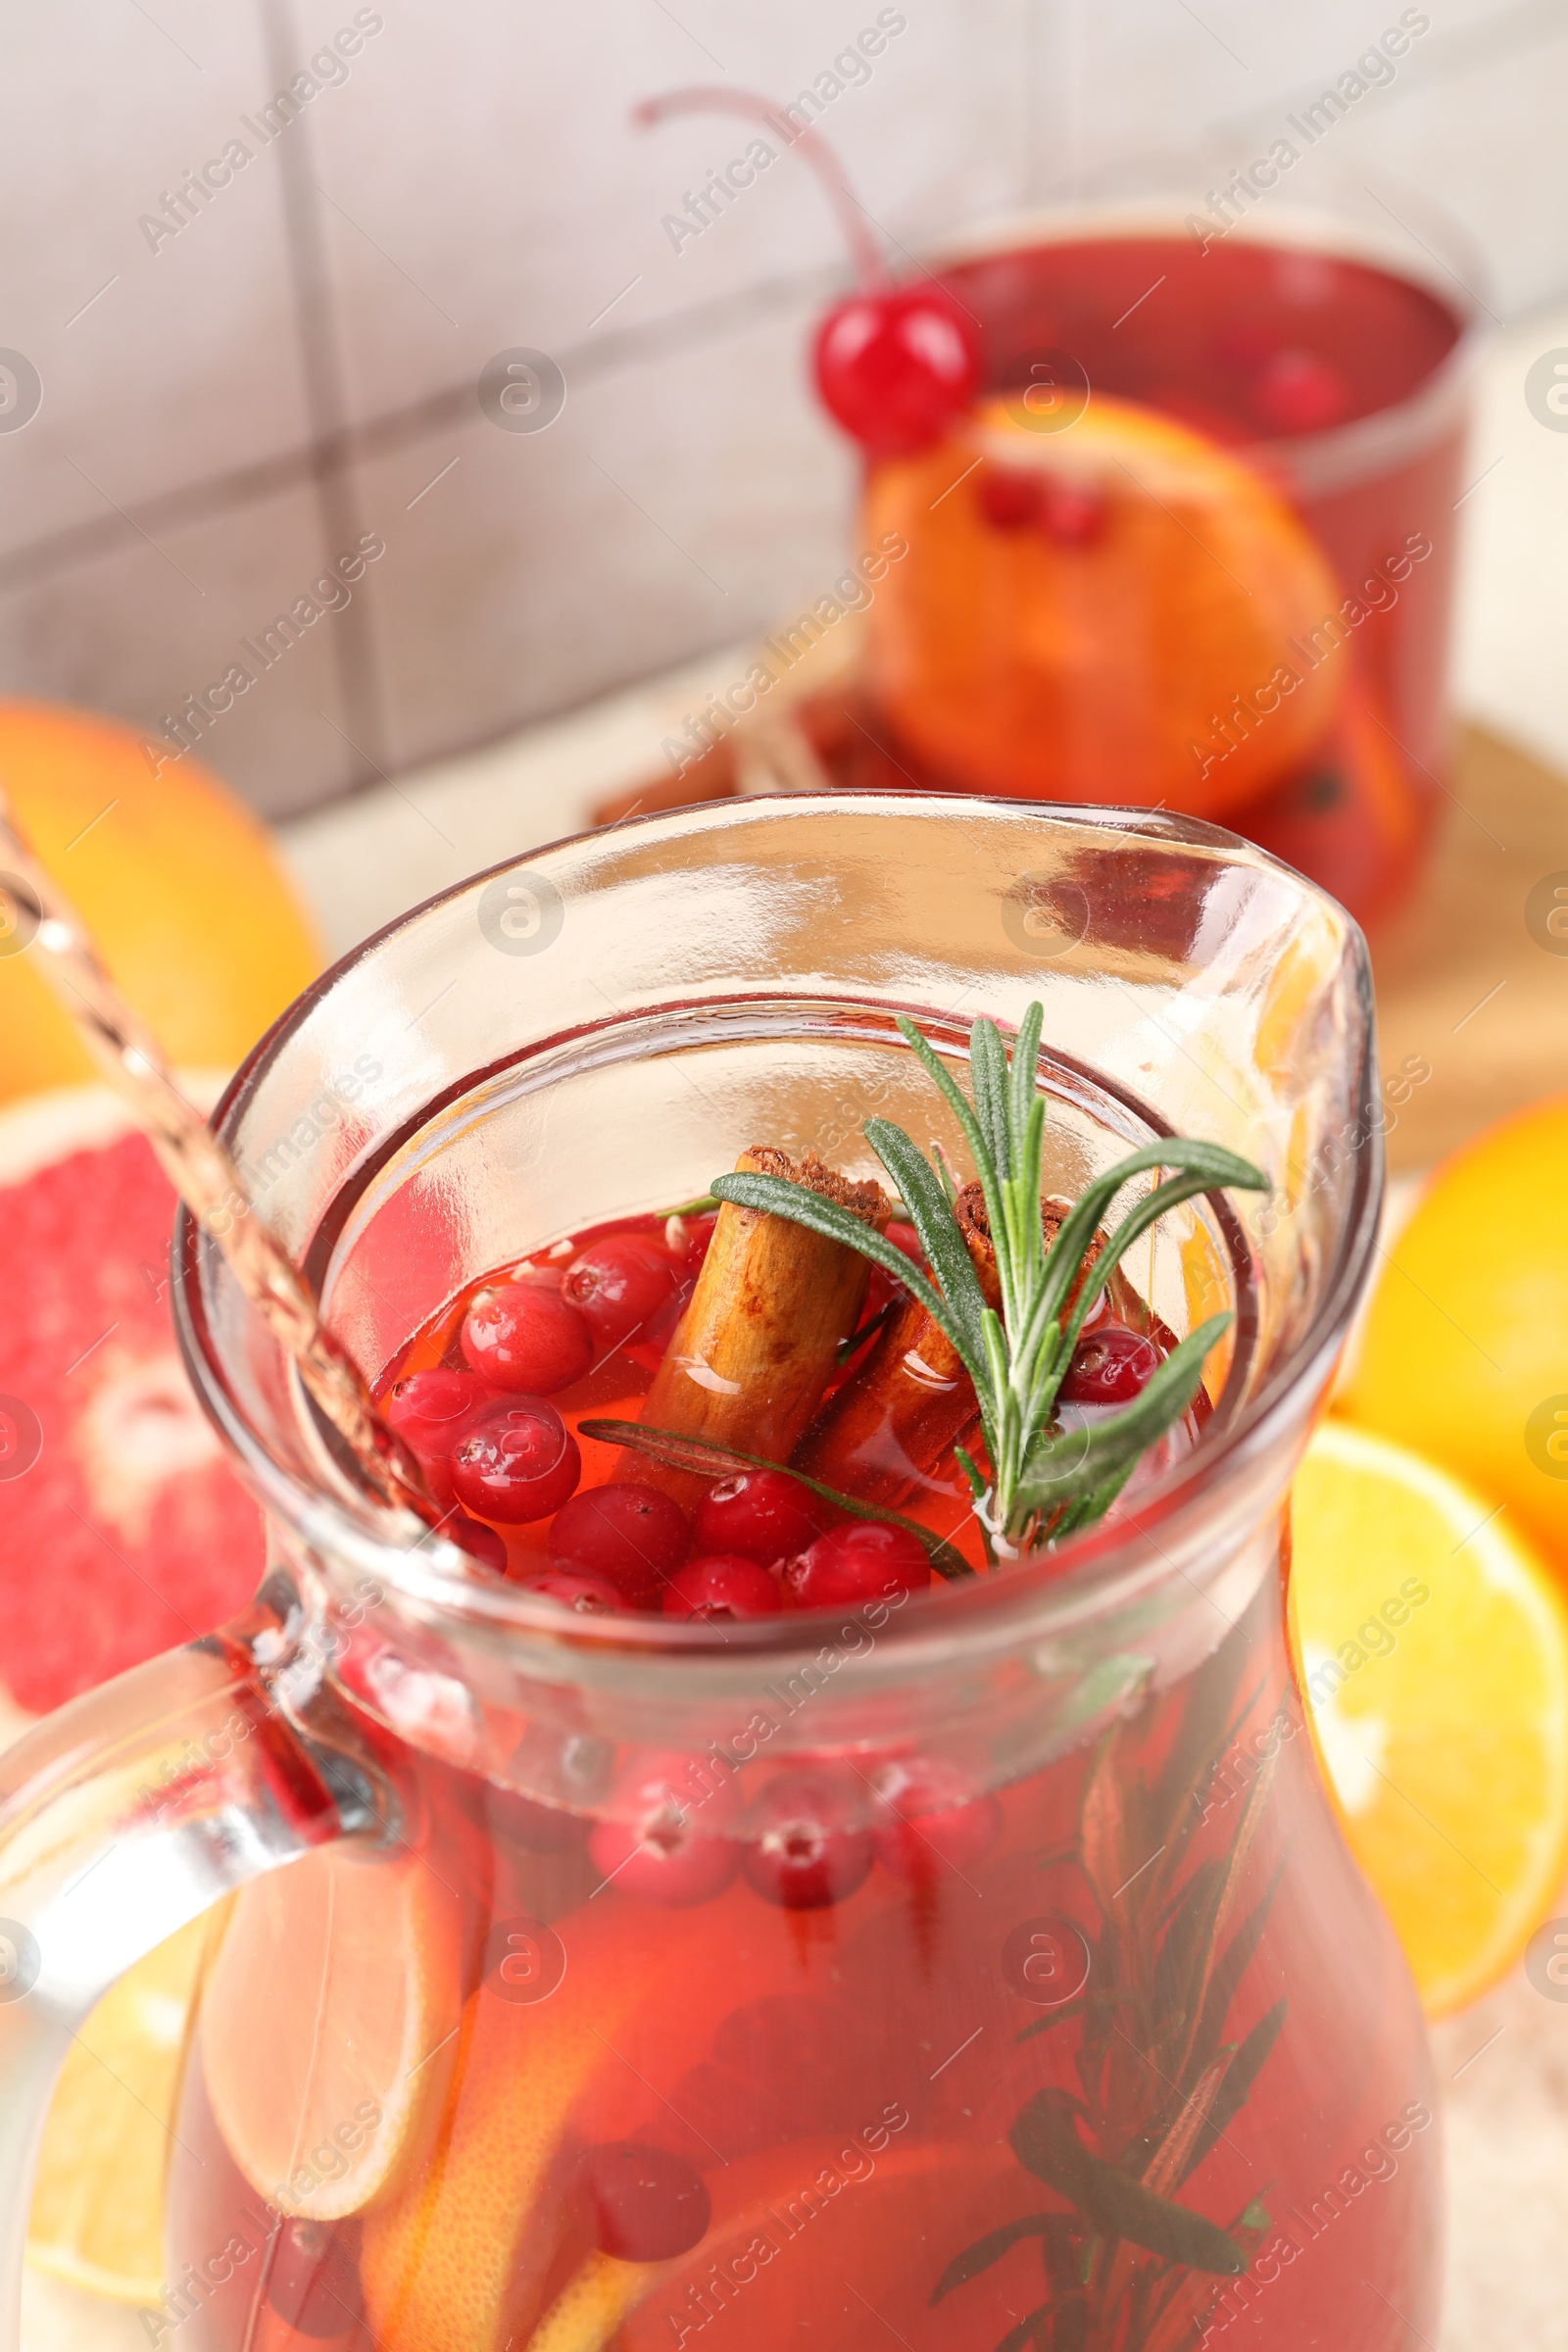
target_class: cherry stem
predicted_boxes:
[634,84,891,293]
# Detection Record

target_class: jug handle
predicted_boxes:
[0,1577,386,2352]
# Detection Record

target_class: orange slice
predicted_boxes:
[361,1876,890,2352]
[1341,1095,1568,1575]
[532,2138,1037,2352]
[1289,1420,1568,2015]
[25,1910,219,2302]
[201,1841,466,2220]
[862,392,1345,815]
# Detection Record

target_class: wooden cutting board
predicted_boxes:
[1373,724,1568,1172]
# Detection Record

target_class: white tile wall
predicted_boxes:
[0,0,311,555]
[350,291,856,775]
[0,481,363,812]
[0,0,1563,818]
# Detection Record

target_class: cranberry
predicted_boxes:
[782,1522,930,1609]
[461,1283,593,1394]
[564,1233,681,1349]
[264,2218,364,2338]
[1058,1321,1160,1407]
[589,1751,740,1906]
[978,465,1042,530]
[447,1512,508,1573]
[886,1220,921,1262]
[516,1567,624,1615]
[581,2141,710,2262]
[1253,348,1349,436]
[384,1368,494,1504]
[663,1554,783,1623]
[451,1396,581,1523]
[1038,479,1107,546]
[870,1757,1003,1883]
[692,1468,822,1566]
[812,282,981,459]
[549,1482,690,1609]
[743,1769,873,1909]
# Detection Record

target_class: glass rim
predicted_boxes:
[172,793,1384,1671]
[921,179,1485,496]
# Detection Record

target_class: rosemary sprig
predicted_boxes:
[580,1418,973,1581]
[711,1007,1267,1551]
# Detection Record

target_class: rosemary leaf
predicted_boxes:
[862,1116,991,1365]
[1011,1313,1233,1522]
[1179,2000,1287,2184]
[930,2215,1054,2306]
[1009,1000,1045,1148]
[577,1418,974,1581]
[969,1015,1014,1185]
[891,1012,992,1180]
[1148,1646,1257,1853]
[995,2307,1054,2352]
[1008,2093,1245,2276]
[1035,1141,1265,1344]
[717,1005,1268,1551]
[1190,1857,1288,2072]
[1055,1159,1265,1361]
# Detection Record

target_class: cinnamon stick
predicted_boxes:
[793,1186,1109,1507]
[620,1147,888,1503]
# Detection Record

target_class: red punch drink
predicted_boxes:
[165,1056,1439,2350]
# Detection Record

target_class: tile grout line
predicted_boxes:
[256,0,391,783]
[0,261,849,599]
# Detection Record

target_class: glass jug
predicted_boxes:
[0,794,1439,2352]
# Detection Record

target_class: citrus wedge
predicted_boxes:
[362,1875,891,2352]
[531,2138,1037,2352]
[1342,1095,1568,1574]
[1289,1419,1568,2015]
[0,700,318,1105]
[862,392,1345,813]
[201,1841,466,2221]
[25,1910,218,2302]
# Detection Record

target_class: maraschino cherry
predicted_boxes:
[636,86,980,460]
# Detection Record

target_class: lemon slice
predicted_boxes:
[26,1911,218,2303]
[1289,1419,1568,2015]
[201,1842,466,2221]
